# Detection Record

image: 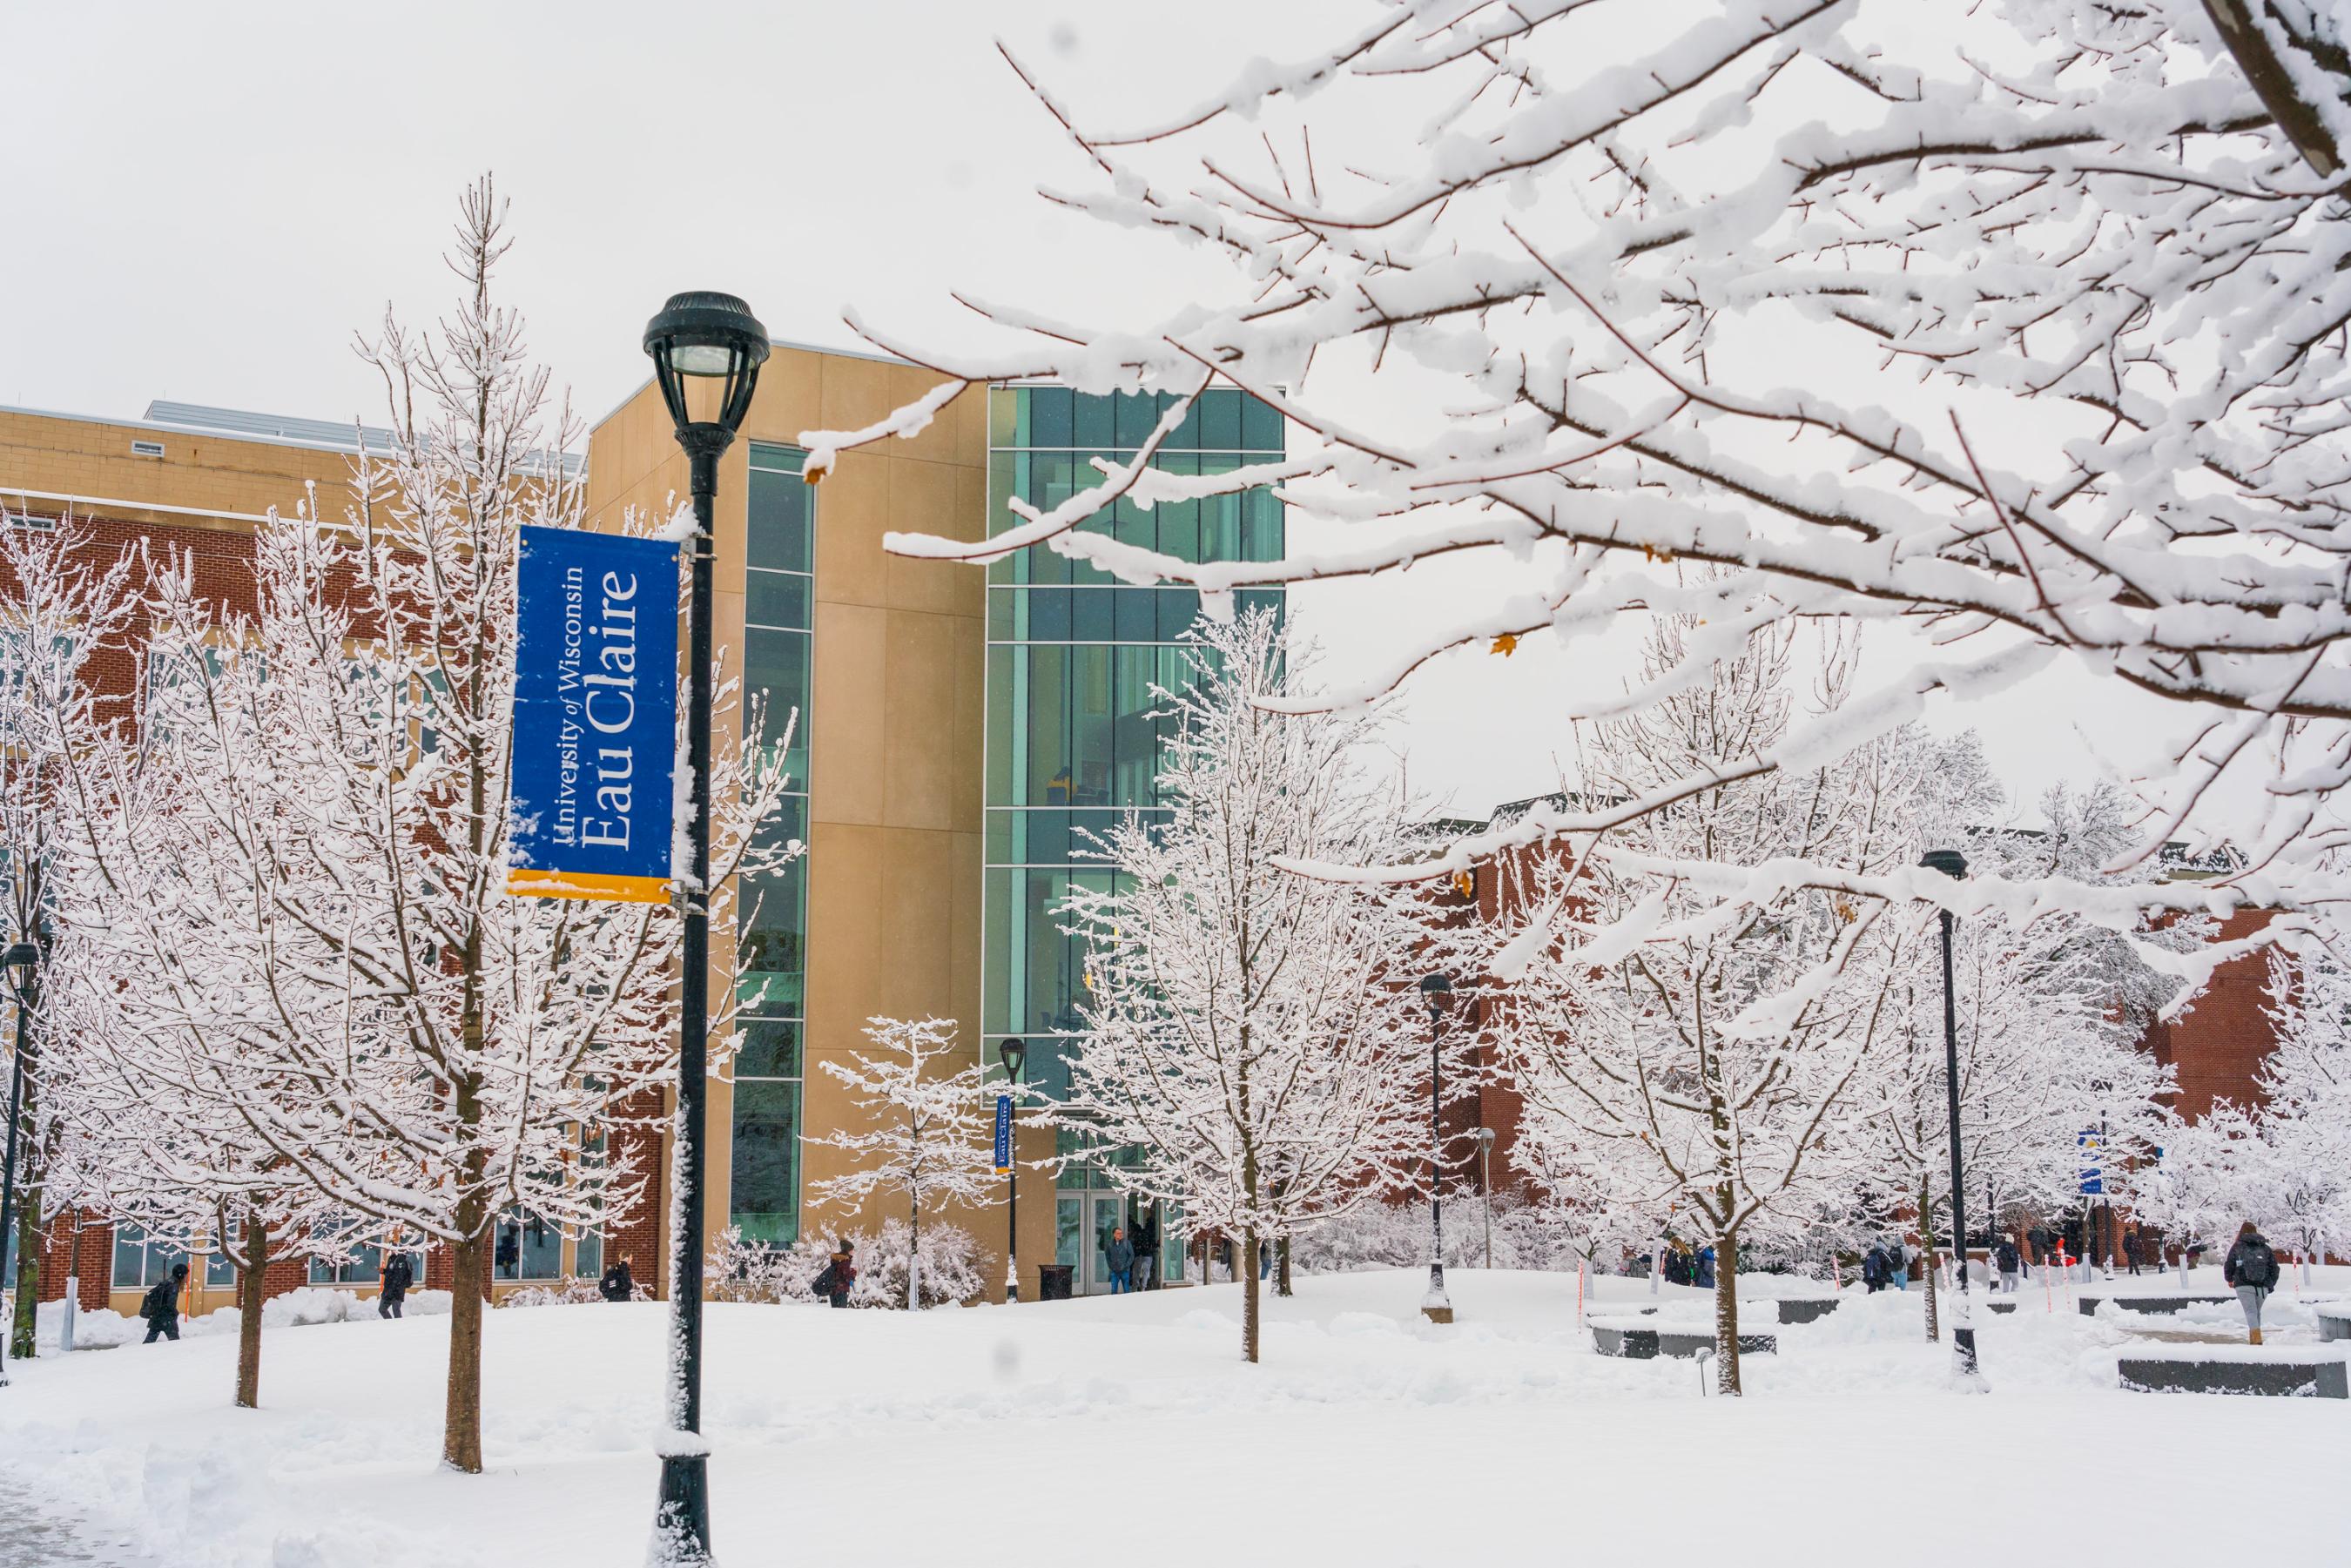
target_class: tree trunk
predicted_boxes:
[443,1228,487,1472]
[908,1205,921,1311]
[1276,1234,1292,1298]
[1919,1177,1939,1343]
[1241,1225,1261,1364]
[1713,1226,1742,1396]
[234,1210,268,1410]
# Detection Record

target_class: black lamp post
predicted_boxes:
[0,938,42,1390]
[1419,972,1454,1324]
[642,291,769,1565]
[1919,848,1981,1382]
[1000,1039,1026,1303]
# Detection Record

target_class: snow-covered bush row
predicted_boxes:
[23,1288,453,1352]
[706,1221,983,1309]
[1290,1195,1590,1276]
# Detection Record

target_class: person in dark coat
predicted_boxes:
[1862,1243,1890,1293]
[1694,1245,1716,1289]
[599,1255,635,1302]
[141,1262,189,1343]
[2223,1221,2280,1344]
[2123,1226,2144,1275]
[1104,1227,1135,1293]
[1134,1213,1161,1290]
[1994,1237,2021,1295]
[813,1240,856,1308]
[379,1253,414,1319]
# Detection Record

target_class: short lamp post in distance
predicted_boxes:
[1920,847,1983,1384]
[1419,972,1454,1325]
[0,939,41,1390]
[1472,1126,1497,1271]
[642,290,770,1565]
[1000,1038,1027,1303]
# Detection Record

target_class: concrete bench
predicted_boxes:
[1983,1299,2018,1315]
[2317,1305,2351,1343]
[2118,1349,2347,1399]
[1591,1320,1776,1360]
[2078,1293,2236,1317]
[1770,1297,1839,1325]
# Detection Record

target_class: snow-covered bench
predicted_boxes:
[1589,1317,1775,1360]
[2316,1304,2351,1343]
[2077,1292,2237,1317]
[2117,1347,2347,1398]
[1769,1296,1839,1325]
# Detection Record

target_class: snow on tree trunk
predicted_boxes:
[1713,1223,1742,1398]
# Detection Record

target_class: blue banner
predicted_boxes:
[994,1094,1013,1174]
[508,526,680,903]
[2078,1128,2103,1196]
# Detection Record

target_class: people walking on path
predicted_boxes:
[1886,1238,1909,1290]
[599,1255,635,1302]
[2223,1221,2280,1345]
[1104,1227,1135,1294]
[379,1253,414,1319]
[1862,1243,1890,1293]
[140,1263,188,1343]
[814,1240,857,1309]
[1995,1238,2021,1295]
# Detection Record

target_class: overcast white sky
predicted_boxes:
[1,1,2233,829]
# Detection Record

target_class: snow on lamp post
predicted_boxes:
[1420,972,1453,1324]
[1919,848,1983,1386]
[1000,1037,1026,1304]
[643,290,769,1566]
[0,938,39,1388]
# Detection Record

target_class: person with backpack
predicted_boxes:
[140,1262,189,1343]
[599,1255,635,1302]
[1862,1243,1890,1293]
[379,1253,414,1320]
[2223,1221,2280,1344]
[1886,1237,1910,1290]
[1995,1237,2021,1295]
[812,1239,856,1309]
[1694,1245,1716,1290]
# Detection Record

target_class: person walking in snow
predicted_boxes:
[813,1240,857,1308]
[599,1255,635,1302]
[1862,1243,1890,1293]
[1995,1237,2021,1295]
[1135,1213,1159,1291]
[140,1262,188,1343]
[2223,1221,2281,1345]
[1886,1237,1910,1290]
[379,1252,414,1319]
[2122,1226,2144,1276]
[1694,1245,1716,1289]
[1104,1226,1135,1294]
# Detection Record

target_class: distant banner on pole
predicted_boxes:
[2078,1128,2104,1196]
[508,525,680,903]
[994,1094,1013,1174]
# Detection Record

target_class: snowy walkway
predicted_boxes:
[0,1267,2342,1567]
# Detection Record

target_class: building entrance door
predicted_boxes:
[1056,1190,1135,1295]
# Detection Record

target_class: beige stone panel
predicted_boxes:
[952,616,987,824]
[811,601,886,828]
[881,457,971,618]
[875,827,962,1024]
[803,819,886,1067]
[880,609,963,832]
[812,450,888,609]
[704,1073,738,1258]
[879,362,964,468]
[742,347,823,448]
[949,829,983,1023]
[818,355,895,447]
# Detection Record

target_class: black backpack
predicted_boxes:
[2237,1238,2276,1289]
[141,1278,177,1322]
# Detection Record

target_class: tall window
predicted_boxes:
[111,1222,189,1290]
[731,443,812,1245]
[980,387,1285,1102]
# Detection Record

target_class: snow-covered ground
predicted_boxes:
[0,1267,2344,1567]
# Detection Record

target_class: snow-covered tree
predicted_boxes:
[52,180,796,1470]
[1480,616,1925,1394]
[2257,952,2351,1282]
[0,514,136,1360]
[804,1017,997,1309]
[802,0,2351,1018]
[1060,611,1435,1363]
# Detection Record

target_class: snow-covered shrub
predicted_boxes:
[1293,1193,1595,1275]
[704,1221,982,1308]
[500,1278,615,1309]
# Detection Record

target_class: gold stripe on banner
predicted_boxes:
[507,868,671,904]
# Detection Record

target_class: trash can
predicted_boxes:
[1037,1263,1074,1302]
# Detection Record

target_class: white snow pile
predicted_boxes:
[27,1287,452,1353]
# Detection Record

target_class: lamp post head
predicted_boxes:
[1000,1038,1027,1081]
[1419,972,1453,995]
[1920,848,1968,880]
[643,290,770,438]
[1472,1127,1496,1148]
[0,944,35,970]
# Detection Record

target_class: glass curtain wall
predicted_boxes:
[982,385,1283,1290]
[730,443,814,1246]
